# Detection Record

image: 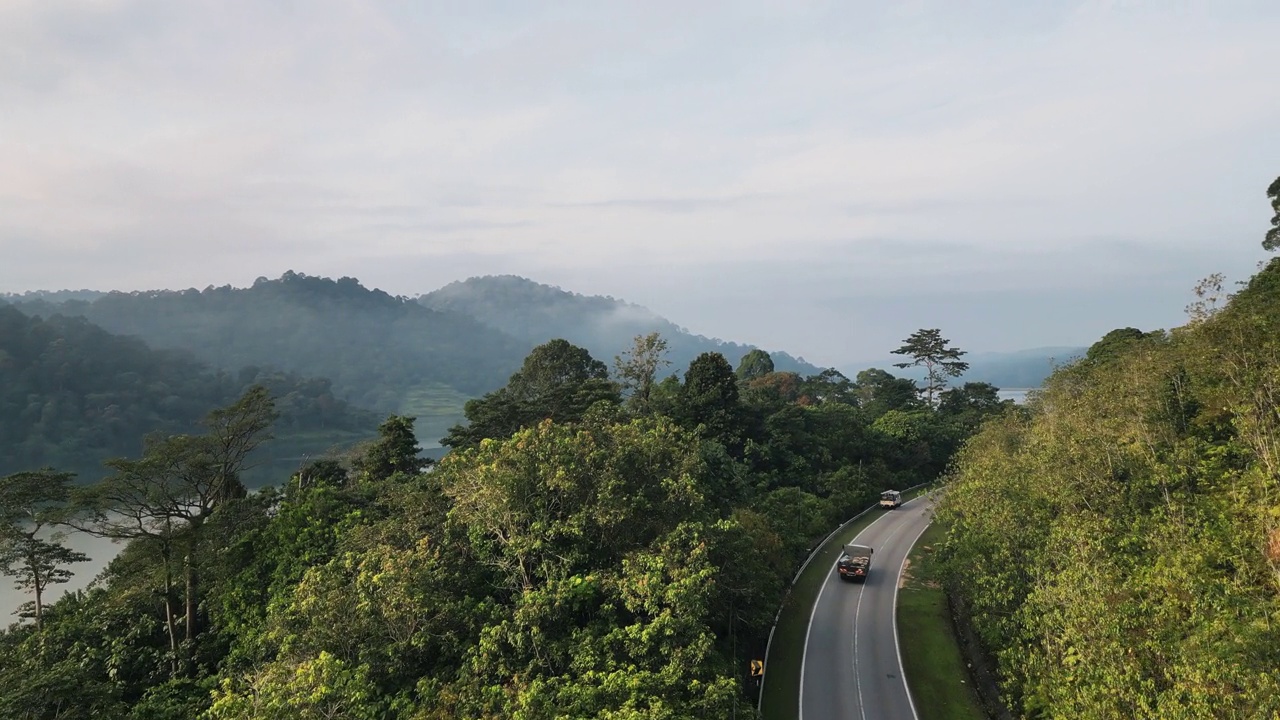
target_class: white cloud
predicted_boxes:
[1,0,1277,362]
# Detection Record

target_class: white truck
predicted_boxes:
[879,490,902,509]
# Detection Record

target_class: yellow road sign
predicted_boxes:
[750,659,764,677]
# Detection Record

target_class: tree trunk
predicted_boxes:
[184,549,196,642]
[162,546,178,678]
[31,549,43,632]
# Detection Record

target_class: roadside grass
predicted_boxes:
[898,521,988,720]
[759,485,933,720]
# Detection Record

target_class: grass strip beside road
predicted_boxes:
[897,521,988,720]
[758,486,931,720]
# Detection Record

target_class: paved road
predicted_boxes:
[799,494,934,720]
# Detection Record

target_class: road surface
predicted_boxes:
[799,493,934,720]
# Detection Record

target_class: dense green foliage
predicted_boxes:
[0,305,375,480]
[0,470,89,630]
[937,256,1280,718]
[0,332,1000,718]
[892,328,970,406]
[1265,175,1280,251]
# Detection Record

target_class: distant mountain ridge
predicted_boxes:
[6,272,528,413]
[0,303,376,481]
[843,346,1087,389]
[419,274,823,378]
[7,272,829,447]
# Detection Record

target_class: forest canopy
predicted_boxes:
[0,331,1002,719]
[936,255,1280,718]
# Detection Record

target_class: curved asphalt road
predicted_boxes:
[799,493,934,720]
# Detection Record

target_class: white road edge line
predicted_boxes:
[797,558,830,720]
[852,579,868,720]
[797,500,907,720]
[893,498,934,720]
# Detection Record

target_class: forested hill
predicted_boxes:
[7,272,530,415]
[0,315,1012,717]
[0,304,376,481]
[419,274,823,377]
[937,256,1280,717]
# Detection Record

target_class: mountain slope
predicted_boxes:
[936,258,1280,717]
[9,272,530,416]
[419,275,824,378]
[0,304,376,480]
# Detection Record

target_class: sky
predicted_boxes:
[2,0,1278,367]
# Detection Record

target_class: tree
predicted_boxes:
[1084,327,1160,364]
[614,332,671,414]
[0,469,89,631]
[442,339,620,449]
[508,338,610,398]
[353,415,429,483]
[854,368,921,419]
[735,349,774,382]
[891,329,969,406]
[1265,175,1280,251]
[65,450,187,674]
[675,352,748,454]
[202,385,278,504]
[64,388,277,672]
[799,368,857,406]
[1186,273,1229,324]
[938,382,1012,434]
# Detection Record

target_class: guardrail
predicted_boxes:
[757,480,933,713]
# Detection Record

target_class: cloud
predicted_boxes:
[1,0,1278,364]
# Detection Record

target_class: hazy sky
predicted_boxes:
[3,0,1278,367]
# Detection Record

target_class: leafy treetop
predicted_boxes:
[890,328,969,406]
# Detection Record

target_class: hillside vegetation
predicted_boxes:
[420,275,822,377]
[938,258,1280,718]
[8,272,529,414]
[0,305,376,481]
[0,332,1006,719]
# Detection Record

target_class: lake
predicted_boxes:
[998,388,1032,404]
[0,531,121,628]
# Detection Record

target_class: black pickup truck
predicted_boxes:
[837,543,873,582]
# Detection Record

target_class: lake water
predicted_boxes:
[998,388,1032,404]
[0,531,121,628]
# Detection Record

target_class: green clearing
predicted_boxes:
[758,486,933,720]
[399,382,473,450]
[898,521,988,720]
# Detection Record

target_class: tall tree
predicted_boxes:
[64,388,277,671]
[614,332,671,414]
[676,352,747,454]
[202,385,278,504]
[854,368,921,418]
[442,339,620,449]
[938,382,1012,434]
[891,329,969,406]
[66,450,186,674]
[0,469,89,631]
[735,349,775,382]
[353,415,429,483]
[1265,175,1280,251]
